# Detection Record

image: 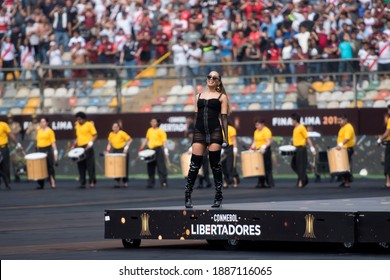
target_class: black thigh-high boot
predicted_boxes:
[209,150,223,208]
[184,154,203,208]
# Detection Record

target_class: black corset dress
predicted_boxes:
[193,95,223,145]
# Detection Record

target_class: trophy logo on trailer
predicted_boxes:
[140,213,151,236]
[303,214,316,239]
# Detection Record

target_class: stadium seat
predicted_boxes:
[72,106,86,114]
[240,84,257,95]
[375,90,390,100]
[92,88,105,96]
[286,83,297,93]
[104,80,116,88]
[139,79,153,87]
[43,88,55,97]
[357,80,369,91]
[141,105,152,112]
[342,90,354,101]
[317,101,327,109]
[22,107,36,115]
[185,95,195,105]
[331,91,343,101]
[373,100,387,108]
[156,67,168,77]
[180,85,194,95]
[223,77,240,84]
[155,96,167,105]
[3,87,17,98]
[0,108,8,115]
[363,90,378,100]
[326,101,339,108]
[339,101,351,108]
[367,80,380,90]
[177,95,188,104]
[86,106,99,114]
[165,95,178,105]
[317,92,331,101]
[377,79,390,90]
[151,105,162,112]
[16,87,30,98]
[230,103,239,111]
[168,85,182,95]
[173,105,184,111]
[238,104,248,111]
[26,98,41,108]
[312,81,323,92]
[66,88,75,97]
[9,107,22,115]
[92,80,107,88]
[103,87,116,96]
[183,104,194,112]
[44,98,53,108]
[15,98,28,108]
[2,98,16,108]
[281,102,295,110]
[161,105,174,112]
[321,81,335,92]
[29,88,41,97]
[125,86,140,96]
[55,87,68,97]
[248,103,261,110]
[284,93,297,102]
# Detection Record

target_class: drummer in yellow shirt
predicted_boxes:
[335,114,355,188]
[250,118,274,188]
[36,117,58,189]
[291,113,316,188]
[0,118,22,190]
[139,117,169,188]
[72,112,98,188]
[106,121,133,188]
[222,121,239,188]
[377,106,390,188]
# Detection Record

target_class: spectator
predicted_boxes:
[262,40,283,75]
[185,23,201,45]
[366,47,378,82]
[308,38,323,81]
[47,41,63,79]
[363,9,376,37]
[295,25,310,54]
[38,16,53,64]
[98,35,117,77]
[198,27,217,75]
[82,3,97,36]
[260,14,277,40]
[377,33,390,80]
[25,19,40,62]
[71,42,88,93]
[358,41,370,86]
[137,21,152,65]
[219,31,233,76]
[281,38,294,83]
[338,33,355,85]
[212,11,228,39]
[50,4,71,51]
[68,30,86,50]
[171,37,188,86]
[114,28,128,61]
[120,36,141,80]
[152,25,169,60]
[20,38,37,82]
[244,38,261,85]
[323,32,339,81]
[292,45,308,77]
[187,42,202,86]
[1,35,17,81]
[189,5,204,32]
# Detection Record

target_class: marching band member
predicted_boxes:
[139,117,169,188]
[72,112,97,188]
[106,121,132,188]
[335,115,355,188]
[377,105,390,188]
[222,121,239,188]
[0,117,22,190]
[290,113,316,188]
[250,118,274,188]
[36,118,58,189]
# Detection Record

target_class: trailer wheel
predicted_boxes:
[122,238,141,248]
[223,239,240,250]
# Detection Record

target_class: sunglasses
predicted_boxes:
[207,75,219,81]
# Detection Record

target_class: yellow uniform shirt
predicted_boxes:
[227,125,237,146]
[0,121,11,146]
[146,127,167,149]
[36,128,56,148]
[108,130,131,149]
[337,123,355,148]
[293,124,308,146]
[254,126,272,149]
[75,121,97,146]
[386,119,390,141]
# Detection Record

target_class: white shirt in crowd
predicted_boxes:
[114,34,128,52]
[68,36,86,48]
[358,48,369,66]
[187,47,202,68]
[20,45,35,66]
[294,31,310,53]
[26,24,40,46]
[378,40,390,64]
[48,49,63,66]
[282,45,292,60]
[172,43,188,66]
[1,41,16,61]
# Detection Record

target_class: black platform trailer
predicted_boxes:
[104,197,390,250]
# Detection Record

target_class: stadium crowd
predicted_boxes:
[0,0,389,85]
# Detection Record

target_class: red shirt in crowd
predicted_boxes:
[264,47,281,67]
[137,28,152,51]
[154,31,169,58]
[85,41,98,63]
[98,40,116,62]
[243,0,263,21]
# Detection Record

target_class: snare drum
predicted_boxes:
[180,152,203,177]
[105,153,126,178]
[68,148,86,162]
[241,151,265,178]
[279,145,297,156]
[138,149,156,163]
[25,152,48,180]
[327,148,350,175]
